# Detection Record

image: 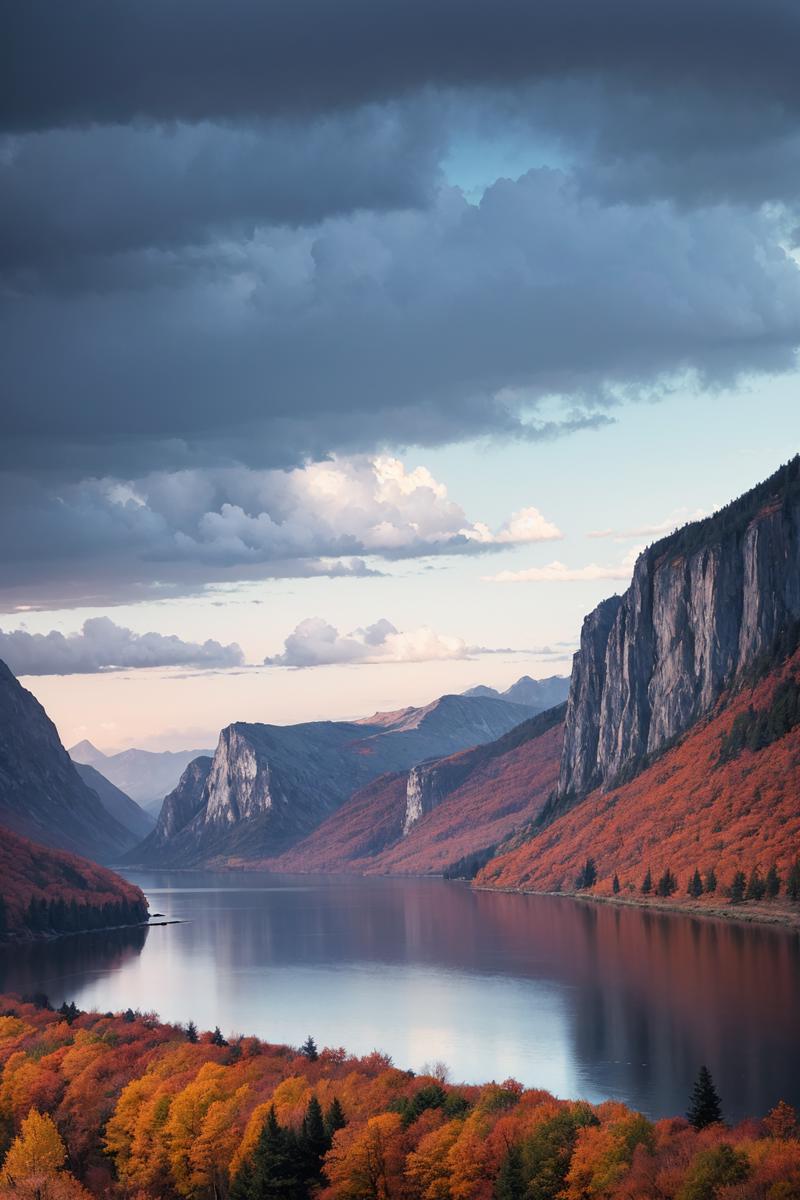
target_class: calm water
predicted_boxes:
[1,872,798,1121]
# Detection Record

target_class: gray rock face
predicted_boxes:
[558,460,800,799]
[151,757,212,845]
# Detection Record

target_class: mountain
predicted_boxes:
[0,825,148,938]
[127,693,534,866]
[69,741,215,815]
[477,457,800,901]
[72,761,155,841]
[0,660,138,861]
[463,674,569,710]
[557,456,800,803]
[270,703,566,876]
[478,647,800,898]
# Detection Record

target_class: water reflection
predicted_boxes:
[0,872,796,1121]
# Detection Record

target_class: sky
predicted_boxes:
[2,1,800,750]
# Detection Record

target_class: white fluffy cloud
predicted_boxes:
[0,616,244,675]
[0,456,562,610]
[265,616,499,668]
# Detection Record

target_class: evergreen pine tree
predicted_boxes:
[687,1065,723,1129]
[300,1095,328,1188]
[251,1105,303,1200]
[745,867,765,901]
[687,869,703,898]
[300,1035,319,1062]
[229,1158,255,1200]
[729,870,747,904]
[641,868,652,895]
[495,1144,525,1200]
[324,1097,347,1142]
[211,1026,228,1046]
[575,858,597,890]
[612,873,620,895]
[704,867,717,894]
[656,868,677,897]
[765,864,781,899]
[787,860,800,902]
[185,1020,199,1044]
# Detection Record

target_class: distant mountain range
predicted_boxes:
[69,740,214,815]
[129,693,538,866]
[463,674,569,710]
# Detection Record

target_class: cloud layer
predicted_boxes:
[265,617,490,668]
[0,617,244,676]
[0,457,561,610]
[3,1,800,609]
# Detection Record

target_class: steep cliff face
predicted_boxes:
[141,756,212,851]
[558,457,800,799]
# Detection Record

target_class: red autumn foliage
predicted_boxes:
[477,653,800,910]
[268,721,563,876]
[0,997,798,1199]
[0,826,147,937]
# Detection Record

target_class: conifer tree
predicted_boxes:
[656,868,677,897]
[300,1034,319,1062]
[641,868,652,895]
[300,1095,328,1188]
[185,1020,198,1044]
[687,869,703,898]
[495,1144,525,1200]
[575,858,597,890]
[745,867,765,901]
[251,1105,303,1200]
[788,859,800,901]
[729,870,747,904]
[211,1025,228,1046]
[704,867,717,894]
[765,864,781,899]
[687,1066,723,1129]
[612,873,620,895]
[324,1097,347,1141]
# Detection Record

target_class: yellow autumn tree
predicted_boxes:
[0,1108,90,1199]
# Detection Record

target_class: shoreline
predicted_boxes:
[0,915,181,947]
[472,883,800,930]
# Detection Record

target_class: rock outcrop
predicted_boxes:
[557,457,800,800]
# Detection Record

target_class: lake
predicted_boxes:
[1,872,797,1121]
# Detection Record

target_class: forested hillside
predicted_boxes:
[0,828,148,939]
[0,996,798,1200]
[477,649,800,914]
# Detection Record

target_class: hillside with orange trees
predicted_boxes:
[0,994,799,1199]
[477,651,800,915]
[265,710,563,877]
[0,827,148,939]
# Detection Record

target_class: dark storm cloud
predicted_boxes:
[0,105,445,274]
[4,0,799,133]
[3,171,799,479]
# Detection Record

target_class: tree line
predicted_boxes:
[575,857,800,903]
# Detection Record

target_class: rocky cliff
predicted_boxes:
[127,693,534,865]
[557,456,800,800]
[0,659,138,861]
